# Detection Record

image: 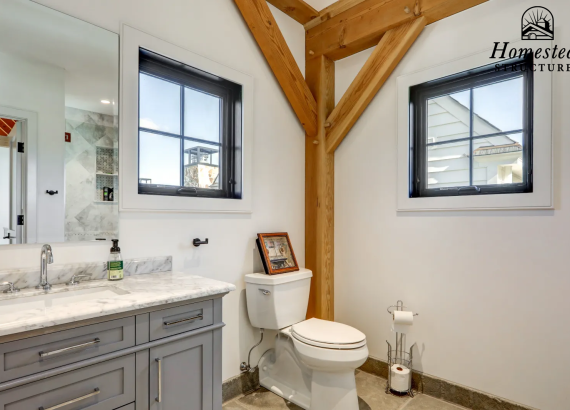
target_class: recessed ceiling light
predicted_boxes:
[101,100,111,104]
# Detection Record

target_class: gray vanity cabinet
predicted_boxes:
[149,331,213,410]
[0,296,225,410]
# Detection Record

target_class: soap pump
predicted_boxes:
[107,239,124,281]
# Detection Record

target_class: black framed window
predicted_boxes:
[138,48,242,199]
[409,54,533,198]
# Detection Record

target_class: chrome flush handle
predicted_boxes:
[259,289,271,296]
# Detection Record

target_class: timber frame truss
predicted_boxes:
[234,0,488,319]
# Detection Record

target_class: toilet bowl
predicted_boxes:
[245,270,368,410]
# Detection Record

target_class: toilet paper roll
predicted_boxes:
[391,311,414,334]
[390,364,411,393]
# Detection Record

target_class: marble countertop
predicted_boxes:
[0,271,236,338]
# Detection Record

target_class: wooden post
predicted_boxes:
[305,55,335,320]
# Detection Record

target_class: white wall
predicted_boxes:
[334,1,568,409]
[0,0,306,384]
[0,52,66,242]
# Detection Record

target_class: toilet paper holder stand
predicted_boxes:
[386,300,418,397]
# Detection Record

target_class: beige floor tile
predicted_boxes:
[222,400,248,410]
[402,394,470,410]
[225,372,473,410]
[236,387,303,409]
[356,370,413,410]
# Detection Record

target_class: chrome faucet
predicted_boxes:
[37,244,53,290]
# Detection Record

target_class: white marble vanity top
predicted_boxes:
[0,271,236,338]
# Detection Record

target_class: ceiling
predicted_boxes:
[0,0,119,115]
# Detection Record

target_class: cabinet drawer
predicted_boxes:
[0,354,135,410]
[149,300,213,341]
[0,317,135,383]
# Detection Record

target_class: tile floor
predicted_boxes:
[223,370,471,410]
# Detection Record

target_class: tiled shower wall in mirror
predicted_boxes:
[64,107,118,242]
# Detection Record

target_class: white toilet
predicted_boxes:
[245,269,368,410]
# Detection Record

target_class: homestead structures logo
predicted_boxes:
[522,7,554,40]
[491,7,568,71]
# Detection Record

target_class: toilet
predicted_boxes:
[245,269,368,410]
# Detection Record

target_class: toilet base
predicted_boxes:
[258,333,362,410]
[258,336,312,409]
[310,370,359,410]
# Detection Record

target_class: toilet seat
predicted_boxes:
[291,318,366,350]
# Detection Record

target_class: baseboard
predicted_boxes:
[222,369,259,403]
[360,356,537,410]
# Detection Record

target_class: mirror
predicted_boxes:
[0,0,119,245]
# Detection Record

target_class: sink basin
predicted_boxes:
[0,287,130,317]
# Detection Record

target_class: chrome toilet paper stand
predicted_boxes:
[386,300,418,397]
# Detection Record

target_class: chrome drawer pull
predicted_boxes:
[156,358,162,403]
[39,338,100,358]
[163,314,203,327]
[39,387,100,410]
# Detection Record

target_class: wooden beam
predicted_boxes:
[305,55,335,320]
[235,0,318,136]
[305,0,487,61]
[305,0,367,30]
[267,0,319,25]
[325,17,426,153]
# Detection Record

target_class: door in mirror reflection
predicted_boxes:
[0,120,23,244]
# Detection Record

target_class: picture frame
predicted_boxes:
[256,233,299,275]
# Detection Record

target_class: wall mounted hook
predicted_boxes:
[193,238,209,247]
[46,190,59,196]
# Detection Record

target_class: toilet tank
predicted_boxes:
[245,269,312,330]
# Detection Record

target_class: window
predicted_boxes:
[409,54,533,198]
[138,49,242,199]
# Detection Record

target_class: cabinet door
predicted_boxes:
[149,332,213,410]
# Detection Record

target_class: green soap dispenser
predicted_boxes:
[107,239,124,281]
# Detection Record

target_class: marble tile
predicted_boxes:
[0,270,236,337]
[75,122,106,146]
[0,256,173,290]
[65,106,95,124]
[64,106,118,242]
[360,356,389,379]
[402,394,469,410]
[222,369,260,403]
[124,256,173,276]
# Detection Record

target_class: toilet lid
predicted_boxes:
[291,318,366,349]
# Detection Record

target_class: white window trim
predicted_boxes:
[120,25,254,213]
[397,39,552,211]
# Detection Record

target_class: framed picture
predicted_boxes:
[257,233,299,275]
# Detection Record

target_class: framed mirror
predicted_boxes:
[0,0,119,245]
